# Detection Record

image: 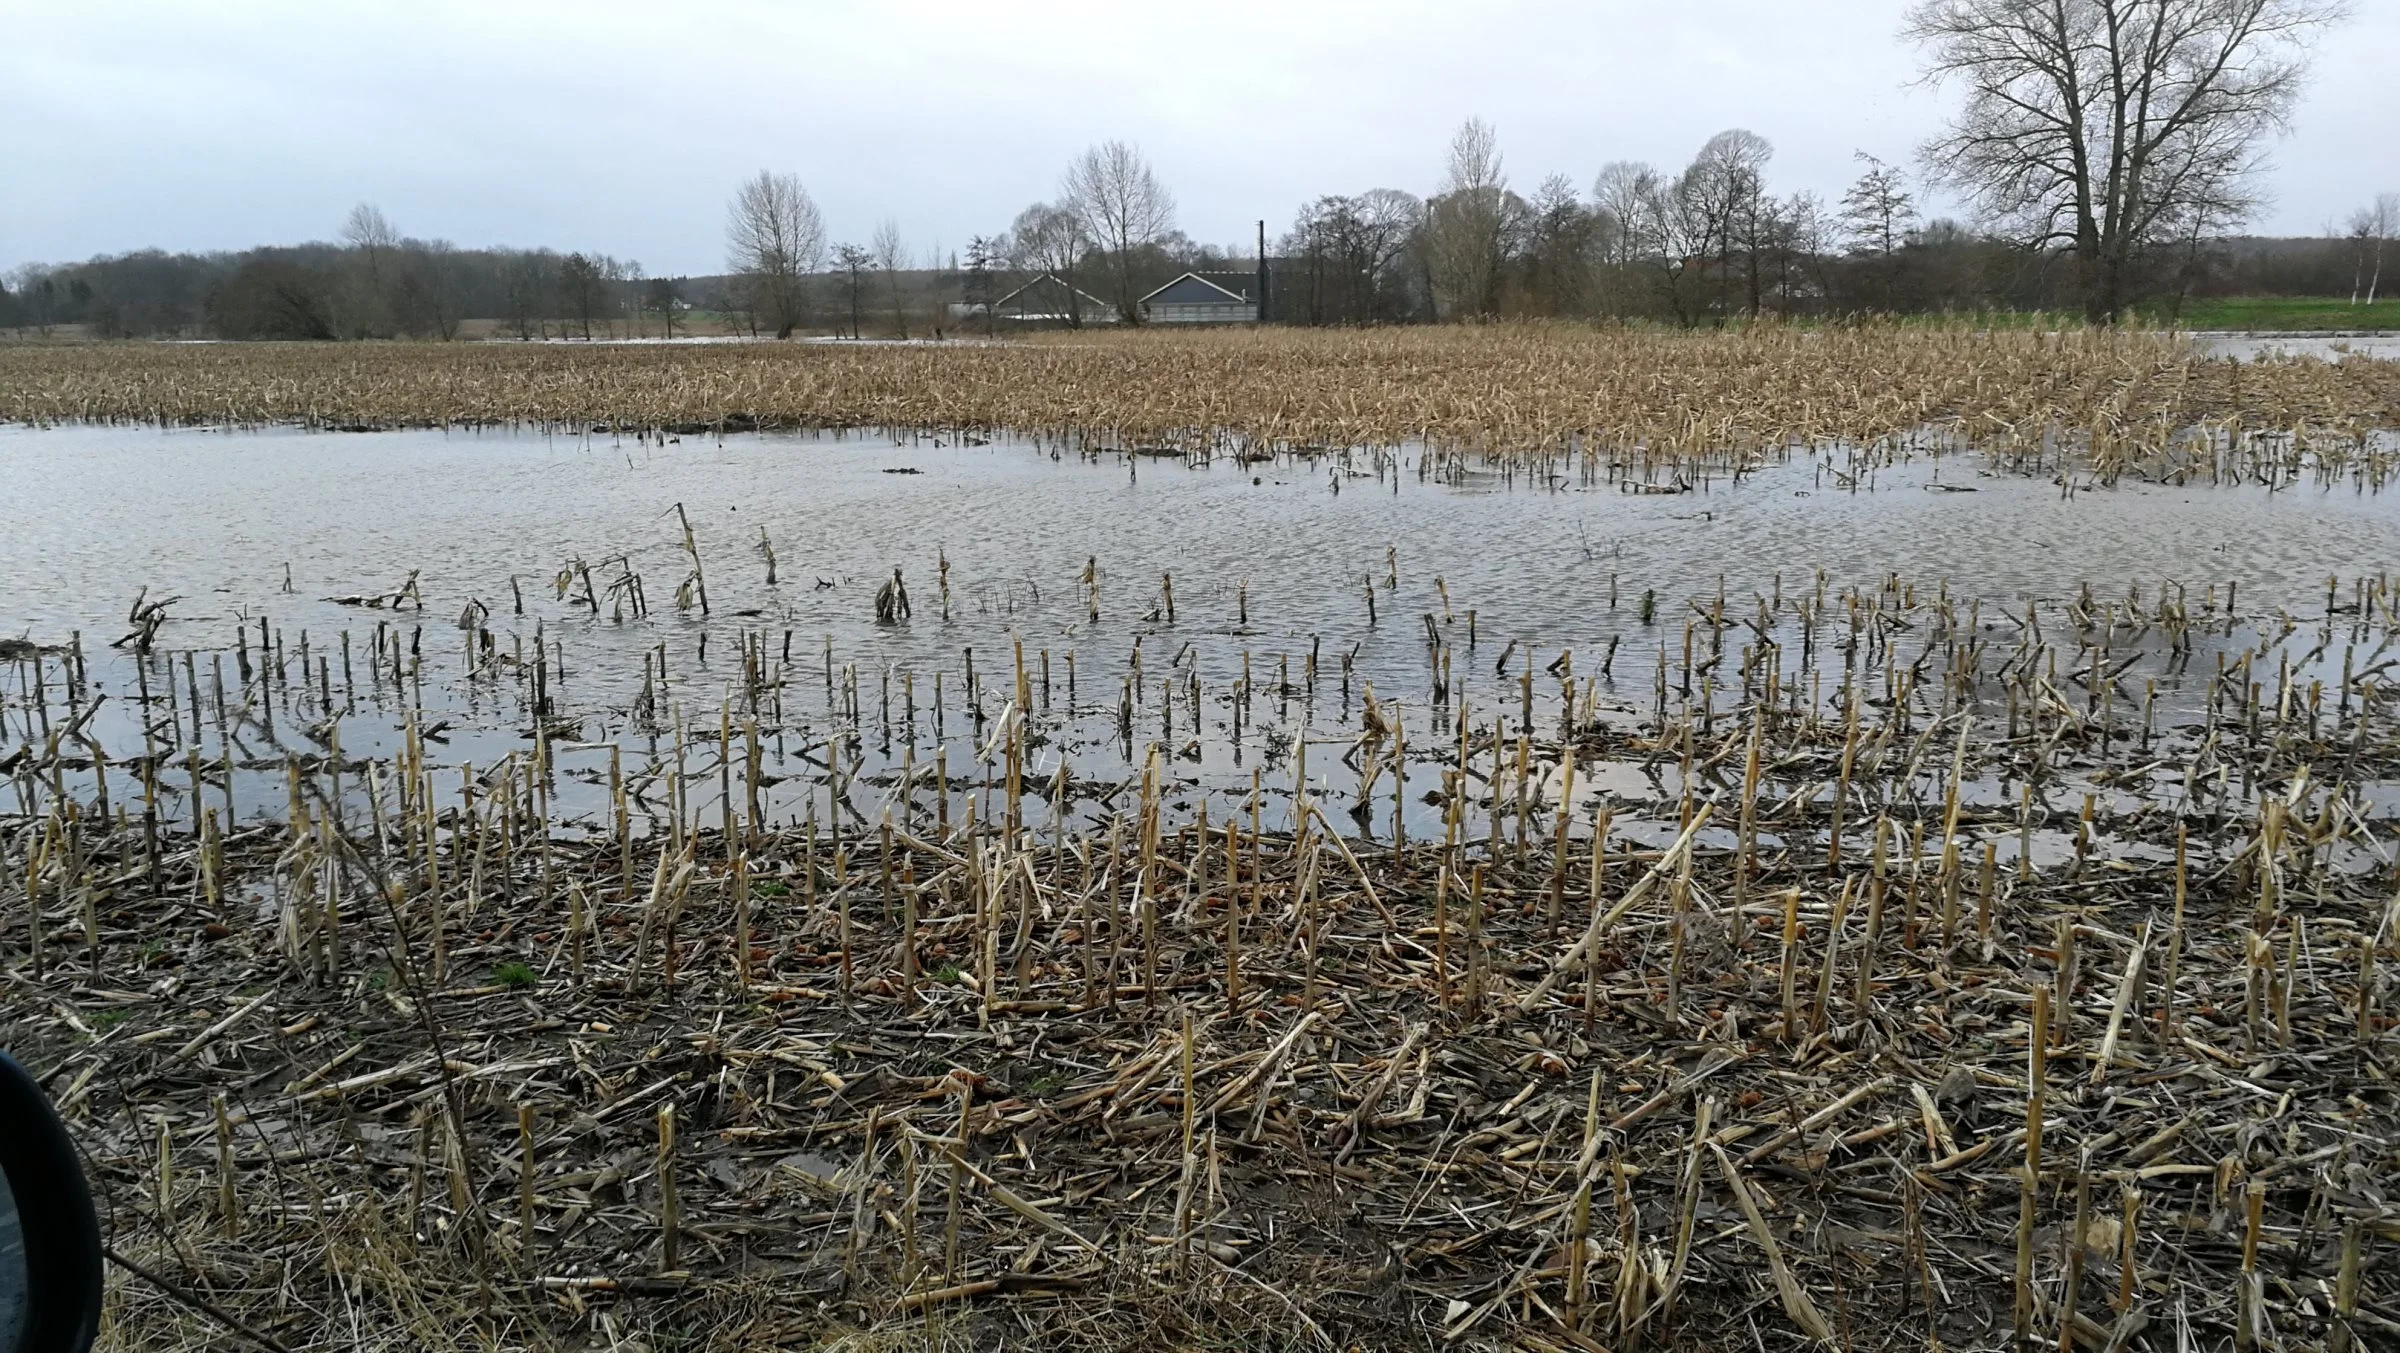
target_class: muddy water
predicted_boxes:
[2195,331,2400,362]
[2,423,2396,845]
[7,423,2394,642]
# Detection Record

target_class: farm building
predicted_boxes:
[993,273,1118,326]
[1140,272,1263,324]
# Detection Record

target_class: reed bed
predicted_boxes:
[3,325,2397,481]
[6,553,2397,1351]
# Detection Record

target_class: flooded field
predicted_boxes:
[2197,331,2400,362]
[6,420,2400,849]
[6,335,2399,1353]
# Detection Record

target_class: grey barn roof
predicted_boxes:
[1141,272,1258,306]
[994,273,1113,316]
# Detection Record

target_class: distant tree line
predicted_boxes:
[710,0,2383,332]
[1257,128,2397,327]
[8,188,2387,343]
[1,203,694,341]
[3,1,2385,340]
[935,122,2392,331]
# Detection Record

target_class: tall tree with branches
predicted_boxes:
[1906,0,2348,323]
[1682,129,1774,316]
[1283,191,1421,324]
[2346,193,2396,305]
[724,170,826,338]
[1061,142,1176,322]
[558,253,604,340]
[1519,174,1595,317]
[963,235,1005,336]
[1629,162,1714,325]
[1590,161,1657,315]
[1422,118,1515,320]
[645,275,681,339]
[1010,203,1093,326]
[831,244,873,340]
[872,218,911,338]
[1839,153,1922,311]
[1840,153,1920,257]
[338,202,400,338]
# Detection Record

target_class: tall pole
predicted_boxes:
[1256,219,1269,324]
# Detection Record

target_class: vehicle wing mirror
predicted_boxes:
[0,1050,102,1353]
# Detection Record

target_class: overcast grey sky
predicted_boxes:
[3,0,2390,276]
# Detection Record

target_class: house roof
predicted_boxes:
[1140,272,1258,306]
[994,273,1112,314]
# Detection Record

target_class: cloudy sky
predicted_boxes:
[4,0,2389,276]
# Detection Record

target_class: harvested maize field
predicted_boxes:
[3,327,2399,1352]
[2,325,2398,472]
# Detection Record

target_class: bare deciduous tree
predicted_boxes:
[1628,163,1713,325]
[872,218,910,338]
[725,170,826,339]
[1907,0,2349,323]
[1283,190,1422,325]
[503,251,557,340]
[339,202,400,338]
[341,203,397,275]
[1682,129,1774,315]
[1590,161,1656,314]
[1771,192,1832,313]
[558,252,604,340]
[1422,117,1514,320]
[1520,174,1596,317]
[963,235,1006,336]
[1838,153,1921,311]
[391,239,463,340]
[1010,202,1092,327]
[832,243,873,340]
[1840,153,1920,257]
[1591,163,1649,265]
[0,269,46,335]
[1061,141,1176,322]
[2346,193,2396,305]
[645,275,681,339]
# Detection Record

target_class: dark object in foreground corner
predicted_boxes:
[0,1050,103,1353]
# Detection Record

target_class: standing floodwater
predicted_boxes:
[4,402,2398,1353]
[4,420,2399,844]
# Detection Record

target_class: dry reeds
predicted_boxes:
[5,324,2399,1348]
[4,325,2395,479]
[7,554,2398,1353]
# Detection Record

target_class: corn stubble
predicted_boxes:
[3,324,2396,481]
[2,325,2397,1352]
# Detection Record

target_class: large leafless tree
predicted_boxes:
[1422,118,1515,320]
[1589,161,1657,315]
[2346,193,2396,305]
[391,238,463,340]
[1840,153,1920,257]
[1681,130,1774,315]
[341,203,397,273]
[830,243,872,339]
[1283,190,1421,324]
[338,202,400,338]
[1520,173,1597,317]
[1060,142,1175,322]
[1009,202,1093,326]
[1906,0,2348,323]
[1626,163,1713,325]
[558,252,605,340]
[872,218,911,338]
[725,170,826,339]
